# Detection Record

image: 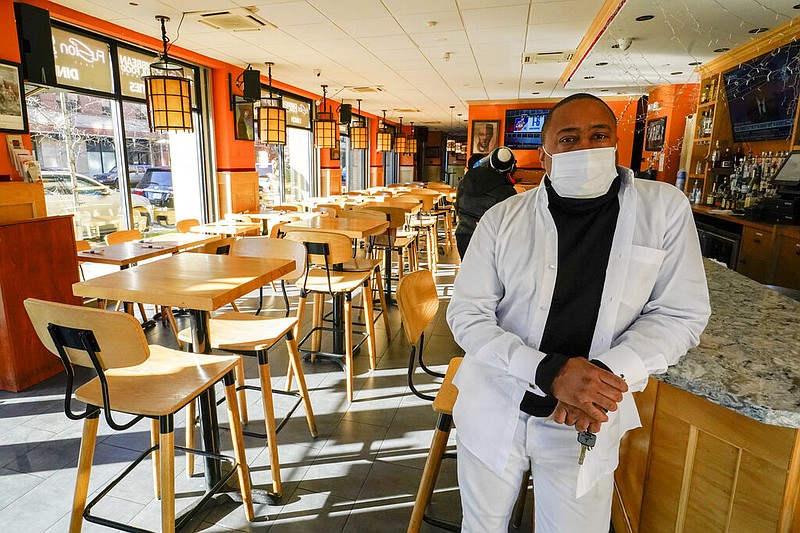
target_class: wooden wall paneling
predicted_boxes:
[217,171,259,215]
[683,431,739,532]
[0,182,46,223]
[728,449,790,532]
[613,379,659,533]
[0,216,79,391]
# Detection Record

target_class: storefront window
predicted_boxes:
[285,127,313,202]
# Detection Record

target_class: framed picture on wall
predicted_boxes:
[233,101,255,141]
[645,116,667,152]
[425,146,440,159]
[470,120,500,154]
[0,61,28,133]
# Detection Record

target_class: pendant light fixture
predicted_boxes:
[257,62,286,145]
[446,105,455,152]
[350,98,368,150]
[407,121,417,155]
[314,84,337,149]
[394,116,407,155]
[143,15,193,132]
[377,110,393,152]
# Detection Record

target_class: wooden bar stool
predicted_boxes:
[24,298,254,533]
[176,218,200,233]
[408,357,462,533]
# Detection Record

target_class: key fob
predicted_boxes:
[577,431,596,448]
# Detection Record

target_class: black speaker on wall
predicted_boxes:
[339,104,352,124]
[15,2,56,85]
[415,126,429,142]
[242,69,262,101]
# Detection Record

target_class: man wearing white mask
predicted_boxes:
[447,93,710,532]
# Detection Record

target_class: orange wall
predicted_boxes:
[644,84,699,183]
[468,97,640,171]
[0,1,27,180]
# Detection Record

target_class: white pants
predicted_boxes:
[457,412,613,533]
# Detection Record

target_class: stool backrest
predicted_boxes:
[356,206,405,228]
[399,193,435,211]
[176,218,200,233]
[284,230,353,266]
[396,270,439,344]
[105,229,142,245]
[232,237,306,281]
[315,206,338,217]
[315,203,342,216]
[273,204,300,212]
[24,298,149,370]
[76,240,91,252]
[339,209,386,223]
[193,236,238,255]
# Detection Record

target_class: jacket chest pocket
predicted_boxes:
[620,245,667,311]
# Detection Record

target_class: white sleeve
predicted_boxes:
[595,197,711,392]
[446,213,547,388]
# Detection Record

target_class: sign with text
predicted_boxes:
[282,95,310,129]
[118,47,154,99]
[52,27,113,93]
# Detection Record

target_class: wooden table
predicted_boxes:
[145,232,222,251]
[73,253,295,494]
[283,216,388,239]
[361,200,422,215]
[190,221,262,236]
[246,210,319,235]
[77,241,180,266]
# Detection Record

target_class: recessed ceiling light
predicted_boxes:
[635,15,655,21]
[457,113,462,116]
[534,81,544,84]
[713,47,730,53]
[749,27,769,34]
[670,71,683,75]
[584,76,595,79]
[596,62,608,66]
[688,61,702,66]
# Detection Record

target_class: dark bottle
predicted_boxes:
[721,146,733,168]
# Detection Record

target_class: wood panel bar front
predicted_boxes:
[0,216,80,391]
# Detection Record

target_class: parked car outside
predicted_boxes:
[42,170,154,240]
[94,164,150,189]
[133,167,174,226]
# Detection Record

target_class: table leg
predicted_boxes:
[189,309,222,489]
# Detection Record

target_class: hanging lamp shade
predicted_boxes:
[350,99,368,150]
[407,122,417,155]
[377,110,393,152]
[314,84,337,149]
[394,117,407,154]
[258,62,286,145]
[143,16,193,132]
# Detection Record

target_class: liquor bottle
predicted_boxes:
[675,169,687,192]
[706,182,717,205]
[734,145,745,167]
[720,146,733,168]
[691,181,701,204]
[710,141,721,169]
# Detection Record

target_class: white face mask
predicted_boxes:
[542,146,618,199]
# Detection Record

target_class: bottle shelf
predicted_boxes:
[697,101,717,109]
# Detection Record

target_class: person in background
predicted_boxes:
[447,93,710,532]
[454,146,517,259]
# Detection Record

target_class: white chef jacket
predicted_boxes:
[446,167,710,496]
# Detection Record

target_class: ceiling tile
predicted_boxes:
[280,22,351,41]
[462,4,530,30]
[254,2,329,27]
[530,0,602,25]
[337,18,405,38]
[358,35,417,51]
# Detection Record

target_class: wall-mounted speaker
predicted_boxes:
[242,68,261,101]
[416,126,429,143]
[15,3,56,85]
[339,104,352,124]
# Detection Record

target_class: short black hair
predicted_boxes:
[467,153,485,169]
[541,93,617,142]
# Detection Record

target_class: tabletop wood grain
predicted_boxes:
[283,217,389,239]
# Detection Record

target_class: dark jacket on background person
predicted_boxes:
[455,165,517,258]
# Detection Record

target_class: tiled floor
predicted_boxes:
[0,248,538,532]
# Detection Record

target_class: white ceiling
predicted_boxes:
[51,0,800,132]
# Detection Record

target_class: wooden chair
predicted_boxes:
[400,193,439,272]
[407,357,462,533]
[314,206,338,218]
[273,204,300,212]
[284,230,377,402]
[396,270,447,401]
[192,236,238,256]
[24,298,254,533]
[76,240,90,280]
[178,237,317,494]
[358,205,418,282]
[315,203,342,216]
[175,218,200,233]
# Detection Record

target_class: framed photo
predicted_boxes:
[0,61,28,133]
[470,120,500,154]
[645,116,667,152]
[425,146,440,159]
[330,140,341,160]
[234,101,254,141]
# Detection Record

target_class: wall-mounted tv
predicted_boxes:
[723,41,800,143]
[504,108,550,149]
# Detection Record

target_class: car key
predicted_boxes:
[577,430,596,465]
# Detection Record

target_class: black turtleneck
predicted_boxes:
[520,176,621,417]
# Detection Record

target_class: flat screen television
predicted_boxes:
[504,108,550,149]
[723,41,800,143]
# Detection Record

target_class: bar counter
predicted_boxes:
[613,259,800,533]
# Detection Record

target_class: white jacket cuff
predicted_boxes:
[507,344,548,396]
[594,344,648,392]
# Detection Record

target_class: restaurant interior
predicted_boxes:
[0,0,799,532]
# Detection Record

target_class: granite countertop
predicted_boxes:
[655,259,800,429]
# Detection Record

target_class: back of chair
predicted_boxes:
[399,193,435,211]
[284,230,353,267]
[273,204,300,212]
[396,270,439,345]
[76,240,91,253]
[194,236,238,255]
[356,205,405,228]
[225,213,253,223]
[24,298,149,370]
[315,203,342,216]
[232,237,306,281]
[339,209,386,223]
[106,229,143,245]
[315,206,338,218]
[176,218,200,233]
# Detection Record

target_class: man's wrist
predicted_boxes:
[535,353,570,396]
